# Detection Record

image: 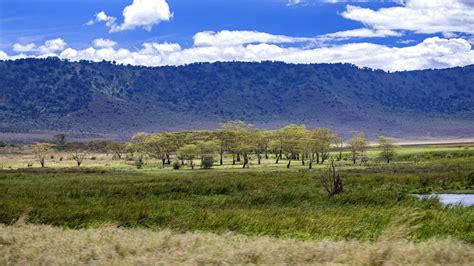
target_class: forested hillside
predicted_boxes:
[0,58,473,138]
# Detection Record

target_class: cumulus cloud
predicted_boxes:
[93,38,117,48]
[90,0,172,32]
[13,43,36,52]
[342,0,474,35]
[12,38,67,55]
[37,38,67,54]
[3,32,473,72]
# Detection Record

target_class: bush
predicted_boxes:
[90,156,97,160]
[134,157,144,169]
[172,161,181,170]
[0,140,6,147]
[201,155,214,169]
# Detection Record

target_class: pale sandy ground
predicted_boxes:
[0,224,473,265]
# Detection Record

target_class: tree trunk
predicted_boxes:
[316,153,320,164]
[40,160,45,168]
[77,161,81,167]
[276,150,282,164]
[309,159,312,169]
[265,150,268,159]
[232,154,236,165]
[162,158,166,168]
[287,158,291,168]
[220,152,223,165]
[242,153,249,168]
[301,154,305,165]
[257,153,261,165]
[236,153,241,162]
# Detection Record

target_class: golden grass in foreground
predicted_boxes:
[0,225,473,265]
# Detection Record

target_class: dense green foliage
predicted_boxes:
[0,156,472,242]
[1,58,473,136]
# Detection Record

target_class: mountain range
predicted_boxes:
[0,58,473,141]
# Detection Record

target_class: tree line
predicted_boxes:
[28,121,396,169]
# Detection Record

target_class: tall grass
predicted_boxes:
[1,224,472,265]
[0,163,473,242]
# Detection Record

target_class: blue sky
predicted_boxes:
[1,0,473,71]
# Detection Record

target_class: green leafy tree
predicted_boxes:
[176,144,199,169]
[196,141,218,168]
[377,136,396,163]
[347,132,368,164]
[276,125,307,168]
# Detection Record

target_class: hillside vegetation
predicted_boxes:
[0,59,473,138]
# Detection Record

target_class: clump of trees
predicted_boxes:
[25,121,401,170]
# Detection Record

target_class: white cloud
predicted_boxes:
[194,30,315,47]
[342,0,474,35]
[13,43,36,52]
[12,38,67,55]
[92,0,172,32]
[320,28,402,40]
[93,38,117,48]
[37,38,67,54]
[3,33,474,72]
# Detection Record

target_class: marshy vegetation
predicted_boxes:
[0,122,473,264]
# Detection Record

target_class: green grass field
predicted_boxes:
[0,145,473,242]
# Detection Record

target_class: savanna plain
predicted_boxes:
[0,138,473,265]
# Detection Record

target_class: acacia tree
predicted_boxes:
[106,141,126,159]
[196,141,218,168]
[213,129,236,165]
[253,130,270,165]
[129,133,149,169]
[176,144,198,169]
[276,125,307,168]
[333,137,344,161]
[347,132,368,164]
[32,143,54,167]
[219,120,253,165]
[377,136,396,163]
[71,149,87,166]
[53,133,67,151]
[234,129,256,168]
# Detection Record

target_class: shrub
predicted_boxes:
[134,157,144,169]
[0,140,6,147]
[201,155,214,169]
[172,161,181,170]
[90,156,97,160]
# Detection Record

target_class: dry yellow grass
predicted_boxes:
[0,224,473,265]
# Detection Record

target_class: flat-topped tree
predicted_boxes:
[176,144,198,169]
[276,125,307,168]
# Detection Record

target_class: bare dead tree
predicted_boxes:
[71,150,88,167]
[319,159,343,197]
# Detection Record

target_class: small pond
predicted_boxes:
[414,194,474,207]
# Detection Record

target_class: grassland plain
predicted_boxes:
[1,224,473,265]
[0,145,473,264]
